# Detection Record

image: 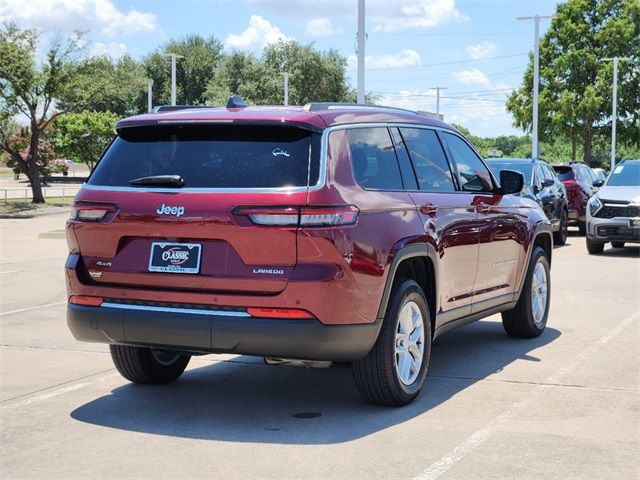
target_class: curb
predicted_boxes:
[0,206,71,219]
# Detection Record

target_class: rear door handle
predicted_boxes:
[420,204,438,215]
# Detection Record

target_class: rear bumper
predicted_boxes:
[67,303,379,361]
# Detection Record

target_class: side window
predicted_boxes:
[543,164,556,180]
[399,128,455,192]
[534,163,545,186]
[441,132,494,192]
[346,127,404,190]
[389,128,418,190]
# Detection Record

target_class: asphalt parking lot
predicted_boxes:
[1,212,638,480]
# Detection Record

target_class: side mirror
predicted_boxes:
[542,178,555,188]
[592,179,604,187]
[499,170,524,195]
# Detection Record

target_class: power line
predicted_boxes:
[347,53,528,71]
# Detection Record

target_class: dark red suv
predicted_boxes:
[66,102,553,406]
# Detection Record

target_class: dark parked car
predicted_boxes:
[66,101,553,406]
[552,162,603,235]
[486,158,568,245]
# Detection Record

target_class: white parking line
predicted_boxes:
[411,310,640,480]
[0,371,118,409]
[0,300,66,317]
[0,270,18,274]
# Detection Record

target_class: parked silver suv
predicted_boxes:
[586,159,640,254]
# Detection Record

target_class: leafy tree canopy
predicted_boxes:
[52,111,119,170]
[506,0,640,165]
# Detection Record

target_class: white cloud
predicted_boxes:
[88,41,127,59]
[0,0,159,36]
[452,68,491,86]
[347,49,421,70]
[224,15,292,51]
[305,18,342,38]
[371,0,468,32]
[466,41,499,60]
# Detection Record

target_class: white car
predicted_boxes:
[586,159,640,254]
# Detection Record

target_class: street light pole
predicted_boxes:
[601,56,631,171]
[147,79,153,112]
[517,14,552,160]
[164,53,184,106]
[357,0,365,104]
[432,86,447,119]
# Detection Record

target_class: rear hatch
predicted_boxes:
[70,122,321,295]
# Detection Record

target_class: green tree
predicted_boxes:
[0,23,81,203]
[506,0,640,165]
[205,41,354,106]
[262,41,352,105]
[59,55,146,117]
[205,51,278,105]
[141,34,223,108]
[53,111,119,170]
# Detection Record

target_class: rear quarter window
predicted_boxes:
[88,125,319,189]
[346,127,404,190]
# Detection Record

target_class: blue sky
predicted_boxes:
[1,0,561,137]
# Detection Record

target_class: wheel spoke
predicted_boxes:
[409,344,422,365]
[399,351,411,381]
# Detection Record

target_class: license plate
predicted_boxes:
[630,218,640,228]
[148,242,202,274]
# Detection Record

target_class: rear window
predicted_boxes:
[553,166,575,181]
[88,125,319,189]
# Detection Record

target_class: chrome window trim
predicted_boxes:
[101,302,250,317]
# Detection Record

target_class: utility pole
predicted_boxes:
[356,0,365,104]
[601,56,631,171]
[432,87,447,119]
[282,72,290,106]
[517,14,552,160]
[164,53,184,106]
[147,79,153,113]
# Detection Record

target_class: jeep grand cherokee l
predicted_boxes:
[66,101,553,406]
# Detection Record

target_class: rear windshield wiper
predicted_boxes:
[129,175,185,187]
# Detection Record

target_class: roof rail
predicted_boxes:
[303,102,420,116]
[152,105,213,113]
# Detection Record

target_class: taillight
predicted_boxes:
[70,203,117,222]
[234,205,359,227]
[299,206,359,226]
[235,206,299,226]
[248,307,314,319]
[69,295,103,307]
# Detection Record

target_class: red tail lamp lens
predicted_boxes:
[69,295,103,307]
[70,203,117,222]
[248,307,314,319]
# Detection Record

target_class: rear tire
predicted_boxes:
[586,238,605,254]
[502,247,550,338]
[578,221,586,236]
[611,241,625,249]
[553,209,568,246]
[110,345,190,384]
[352,279,432,406]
